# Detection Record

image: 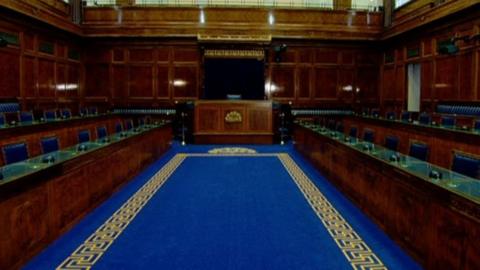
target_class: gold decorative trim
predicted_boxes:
[56,154,186,270]
[204,49,264,60]
[56,152,386,270]
[277,154,386,270]
[208,147,257,154]
[198,34,271,43]
[224,110,242,123]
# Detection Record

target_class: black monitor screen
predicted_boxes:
[203,58,265,100]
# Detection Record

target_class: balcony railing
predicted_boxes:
[83,0,384,11]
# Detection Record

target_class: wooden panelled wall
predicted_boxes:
[381,9,480,113]
[83,43,200,108]
[267,45,380,106]
[0,16,82,112]
[82,41,381,108]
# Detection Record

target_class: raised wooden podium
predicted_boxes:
[194,100,273,144]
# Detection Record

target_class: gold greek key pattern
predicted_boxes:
[56,154,186,270]
[56,152,386,270]
[277,153,387,270]
[204,49,265,60]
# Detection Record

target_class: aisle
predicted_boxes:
[24,145,421,270]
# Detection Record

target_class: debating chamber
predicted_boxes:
[0,0,480,269]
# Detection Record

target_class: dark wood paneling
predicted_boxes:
[85,64,110,97]
[271,65,295,99]
[172,65,197,98]
[297,67,311,99]
[458,51,474,100]
[173,48,199,62]
[0,49,20,98]
[383,66,395,100]
[129,65,154,98]
[314,67,337,99]
[435,56,457,100]
[129,48,154,62]
[23,56,36,98]
[112,65,128,98]
[38,59,55,98]
[421,61,433,100]
[357,67,378,101]
[157,65,170,99]
[315,50,338,64]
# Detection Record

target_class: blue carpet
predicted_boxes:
[23,143,422,270]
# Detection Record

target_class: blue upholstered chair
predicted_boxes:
[0,113,5,126]
[371,109,380,118]
[385,135,399,151]
[61,108,72,119]
[96,126,108,139]
[138,117,145,127]
[473,119,480,131]
[336,122,344,133]
[88,107,98,115]
[386,111,396,120]
[44,110,57,121]
[363,129,375,143]
[327,120,335,130]
[401,111,411,122]
[2,142,29,165]
[418,113,431,125]
[19,111,34,123]
[77,130,90,143]
[409,142,429,161]
[349,127,358,138]
[115,122,123,133]
[79,107,88,116]
[451,153,480,179]
[441,116,455,128]
[40,136,59,154]
[125,119,134,131]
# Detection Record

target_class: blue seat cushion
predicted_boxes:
[409,143,429,161]
[62,109,72,119]
[125,120,134,130]
[44,110,56,121]
[385,136,399,151]
[452,154,480,179]
[78,130,90,143]
[2,143,29,164]
[418,113,431,125]
[363,129,375,143]
[19,112,34,122]
[41,137,59,154]
[349,127,358,138]
[441,116,455,127]
[115,122,123,133]
[0,113,5,126]
[97,126,108,139]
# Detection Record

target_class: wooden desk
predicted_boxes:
[194,100,273,144]
[338,115,480,169]
[0,124,172,270]
[294,123,480,270]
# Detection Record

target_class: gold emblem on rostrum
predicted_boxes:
[225,111,242,123]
